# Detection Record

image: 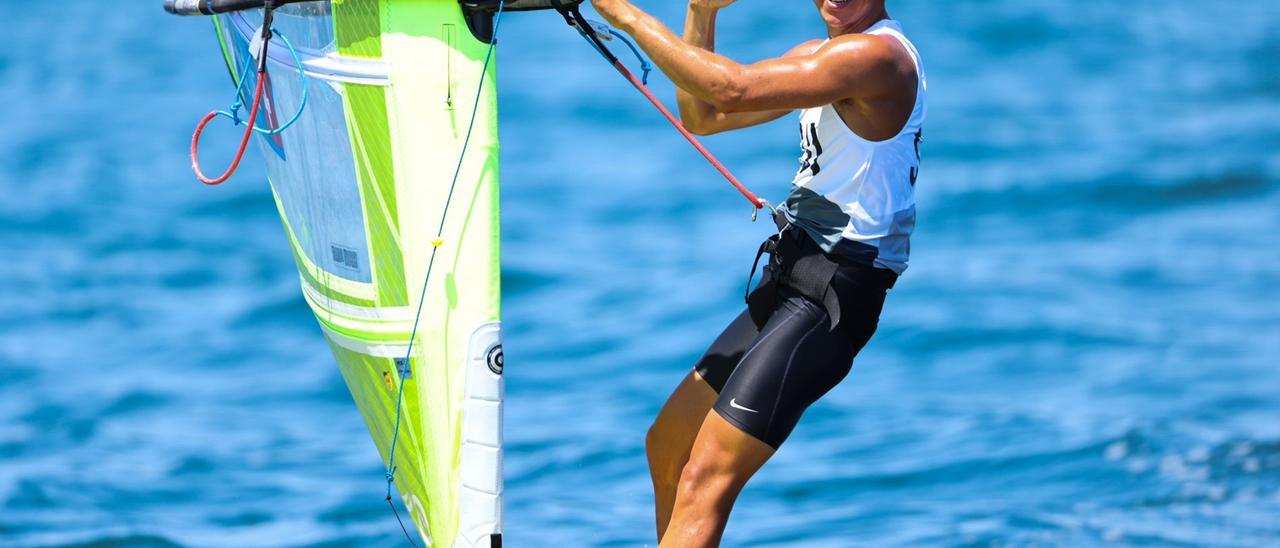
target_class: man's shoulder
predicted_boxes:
[824,33,899,59]
[781,39,827,58]
[824,33,913,79]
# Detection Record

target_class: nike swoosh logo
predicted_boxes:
[729,398,759,414]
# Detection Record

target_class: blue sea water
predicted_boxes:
[2,0,1279,546]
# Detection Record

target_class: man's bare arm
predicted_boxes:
[591,0,907,115]
[675,5,801,135]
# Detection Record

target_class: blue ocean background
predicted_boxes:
[2,0,1278,545]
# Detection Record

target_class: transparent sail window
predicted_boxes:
[218,8,374,285]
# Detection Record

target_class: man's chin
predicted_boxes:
[820,12,851,30]
[819,5,858,28]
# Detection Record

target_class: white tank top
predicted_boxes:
[781,19,927,274]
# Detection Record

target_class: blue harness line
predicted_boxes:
[218,27,308,135]
[606,28,653,85]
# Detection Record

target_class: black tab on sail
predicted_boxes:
[459,0,584,41]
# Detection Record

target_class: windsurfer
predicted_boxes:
[587,0,927,545]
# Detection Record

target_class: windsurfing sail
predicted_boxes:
[207,1,512,545]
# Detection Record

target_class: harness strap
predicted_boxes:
[774,229,843,330]
[744,235,776,304]
[745,215,845,331]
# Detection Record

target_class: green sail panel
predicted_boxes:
[214,2,503,546]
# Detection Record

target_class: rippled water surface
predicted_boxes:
[2,0,1279,546]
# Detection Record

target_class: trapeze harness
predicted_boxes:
[697,20,928,449]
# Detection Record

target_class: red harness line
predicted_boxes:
[608,59,766,210]
[189,73,267,186]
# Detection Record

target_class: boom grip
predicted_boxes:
[460,0,584,13]
[504,0,584,10]
[459,0,583,42]
[164,0,307,16]
[165,0,581,16]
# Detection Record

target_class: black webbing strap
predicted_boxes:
[745,209,844,331]
[743,207,787,320]
[774,230,842,330]
[744,236,778,329]
[745,236,776,304]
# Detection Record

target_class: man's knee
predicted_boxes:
[646,423,684,481]
[645,423,661,460]
[645,420,666,459]
[677,453,738,499]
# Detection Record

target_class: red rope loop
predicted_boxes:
[189,74,267,186]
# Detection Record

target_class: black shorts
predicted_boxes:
[694,250,896,449]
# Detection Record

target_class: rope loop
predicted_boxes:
[606,29,652,85]
[215,28,309,135]
[188,26,308,185]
